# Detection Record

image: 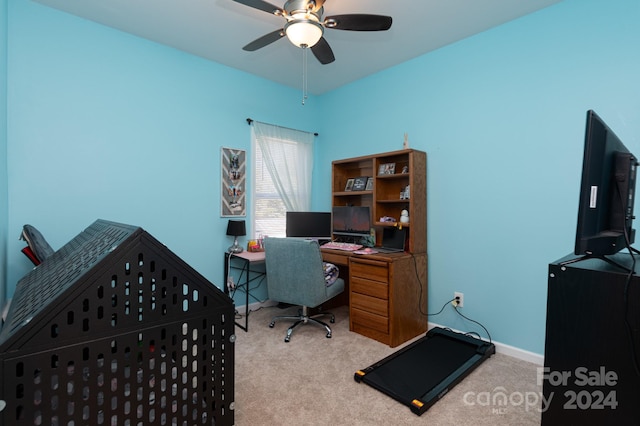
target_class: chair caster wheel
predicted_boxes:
[326,333,332,339]
[284,337,290,343]
[269,322,275,328]
[330,317,335,324]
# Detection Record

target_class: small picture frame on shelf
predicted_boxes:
[352,176,368,191]
[344,178,355,191]
[378,163,396,175]
[365,177,374,191]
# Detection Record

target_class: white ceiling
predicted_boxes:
[32,0,562,94]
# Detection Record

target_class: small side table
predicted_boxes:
[223,250,266,331]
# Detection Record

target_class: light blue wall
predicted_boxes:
[5,0,320,298]
[3,0,639,356]
[315,0,640,354]
[1,0,8,308]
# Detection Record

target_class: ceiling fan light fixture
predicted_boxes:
[284,18,323,48]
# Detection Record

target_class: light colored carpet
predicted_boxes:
[233,304,543,425]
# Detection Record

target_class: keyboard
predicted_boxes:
[321,241,363,251]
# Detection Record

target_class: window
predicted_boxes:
[251,122,314,239]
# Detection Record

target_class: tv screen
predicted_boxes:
[285,211,332,240]
[574,110,638,257]
[332,206,371,236]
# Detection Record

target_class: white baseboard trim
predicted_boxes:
[236,300,279,314]
[490,339,544,366]
[429,321,544,366]
[235,301,545,366]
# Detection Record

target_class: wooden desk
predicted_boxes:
[223,250,265,331]
[224,248,428,347]
[223,250,344,330]
[322,248,428,347]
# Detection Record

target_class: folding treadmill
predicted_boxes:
[354,327,495,416]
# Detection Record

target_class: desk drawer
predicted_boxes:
[351,276,388,300]
[351,292,388,317]
[351,307,388,334]
[350,258,389,282]
[322,251,349,267]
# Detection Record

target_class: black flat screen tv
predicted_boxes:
[332,206,371,237]
[574,110,638,257]
[285,211,332,240]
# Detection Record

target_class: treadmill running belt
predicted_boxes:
[355,327,495,416]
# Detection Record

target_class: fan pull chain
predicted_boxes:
[302,45,308,105]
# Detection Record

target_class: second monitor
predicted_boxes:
[285,211,332,241]
[332,206,371,237]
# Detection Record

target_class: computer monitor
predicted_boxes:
[285,211,332,240]
[574,110,638,257]
[332,206,371,237]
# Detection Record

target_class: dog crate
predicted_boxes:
[0,219,235,426]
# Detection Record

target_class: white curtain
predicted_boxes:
[252,121,314,211]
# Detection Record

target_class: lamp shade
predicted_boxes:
[285,19,323,48]
[226,220,246,237]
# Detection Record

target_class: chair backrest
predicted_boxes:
[263,237,331,308]
[20,224,55,265]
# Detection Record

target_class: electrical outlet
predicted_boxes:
[454,292,464,308]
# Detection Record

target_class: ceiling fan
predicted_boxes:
[232,0,393,64]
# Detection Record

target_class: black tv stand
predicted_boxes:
[559,253,635,273]
[543,253,640,424]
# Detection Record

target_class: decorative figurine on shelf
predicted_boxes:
[400,184,410,200]
[400,209,409,224]
[403,133,409,149]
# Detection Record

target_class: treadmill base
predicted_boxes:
[354,327,496,416]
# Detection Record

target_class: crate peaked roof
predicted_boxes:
[0,219,230,353]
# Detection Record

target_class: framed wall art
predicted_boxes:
[221,147,246,217]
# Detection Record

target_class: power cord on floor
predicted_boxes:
[234,303,269,320]
[428,297,493,344]
[453,304,493,345]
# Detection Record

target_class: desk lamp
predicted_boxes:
[226,220,246,253]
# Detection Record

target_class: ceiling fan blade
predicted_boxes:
[324,14,392,31]
[310,37,335,64]
[232,0,284,16]
[242,29,285,51]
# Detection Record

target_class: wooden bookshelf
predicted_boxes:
[331,149,427,253]
[328,149,428,347]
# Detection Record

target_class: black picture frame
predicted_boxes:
[352,176,368,191]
